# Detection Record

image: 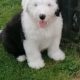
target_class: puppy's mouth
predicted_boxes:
[38,20,47,28]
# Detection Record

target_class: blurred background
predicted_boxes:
[59,0,80,43]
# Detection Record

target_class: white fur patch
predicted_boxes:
[28,59,45,69]
[0,30,2,33]
[48,49,65,61]
[21,0,65,69]
[17,55,26,62]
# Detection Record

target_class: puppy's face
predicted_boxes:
[22,0,58,27]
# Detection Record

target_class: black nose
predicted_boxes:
[39,14,46,20]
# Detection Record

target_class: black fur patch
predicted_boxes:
[2,12,25,58]
[55,0,61,17]
[55,9,61,16]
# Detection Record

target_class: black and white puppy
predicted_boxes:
[0,0,65,69]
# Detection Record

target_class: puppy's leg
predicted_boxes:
[48,36,65,61]
[17,55,26,62]
[23,40,45,69]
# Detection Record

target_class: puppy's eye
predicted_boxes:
[34,3,38,7]
[48,3,52,7]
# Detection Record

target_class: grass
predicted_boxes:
[0,0,80,80]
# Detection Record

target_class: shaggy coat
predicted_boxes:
[0,0,65,69]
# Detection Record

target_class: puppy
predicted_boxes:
[1,0,65,69]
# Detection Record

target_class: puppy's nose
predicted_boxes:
[39,14,46,20]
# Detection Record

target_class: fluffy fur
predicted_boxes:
[1,0,65,69]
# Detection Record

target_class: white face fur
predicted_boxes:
[22,0,58,27]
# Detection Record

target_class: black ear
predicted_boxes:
[55,0,62,16]
[55,9,60,16]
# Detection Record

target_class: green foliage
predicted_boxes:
[0,0,21,28]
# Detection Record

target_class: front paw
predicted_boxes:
[48,49,65,61]
[28,59,45,69]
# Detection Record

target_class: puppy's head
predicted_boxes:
[22,0,59,28]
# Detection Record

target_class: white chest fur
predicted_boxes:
[20,12,65,69]
[19,0,65,69]
[21,12,63,50]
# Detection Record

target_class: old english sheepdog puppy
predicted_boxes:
[0,0,65,69]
